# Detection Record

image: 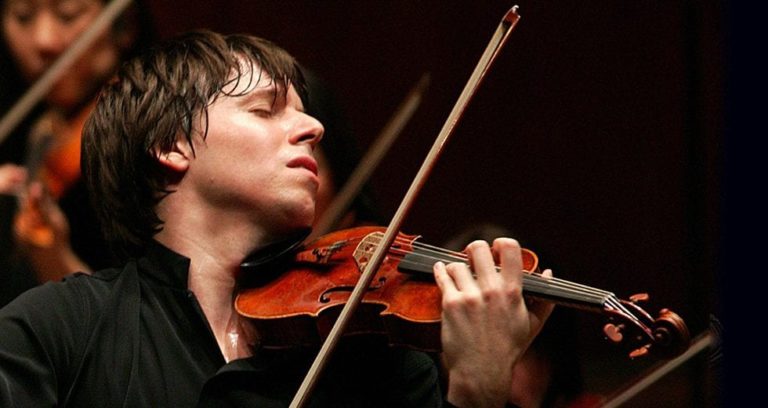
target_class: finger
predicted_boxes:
[494,238,523,290]
[0,165,27,194]
[445,260,479,293]
[433,261,455,294]
[465,240,497,288]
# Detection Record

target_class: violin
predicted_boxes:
[32,107,88,199]
[236,226,690,359]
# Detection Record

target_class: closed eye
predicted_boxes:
[250,109,274,118]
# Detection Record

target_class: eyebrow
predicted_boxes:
[236,83,280,106]
[237,81,306,112]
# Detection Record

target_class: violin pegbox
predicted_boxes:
[602,293,690,359]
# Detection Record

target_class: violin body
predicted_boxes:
[13,106,88,248]
[237,227,440,350]
[237,226,567,353]
[39,114,82,200]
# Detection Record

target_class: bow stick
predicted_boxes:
[309,72,431,239]
[289,6,522,407]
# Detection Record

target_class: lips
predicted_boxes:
[287,156,318,176]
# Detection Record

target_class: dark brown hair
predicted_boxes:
[82,30,307,257]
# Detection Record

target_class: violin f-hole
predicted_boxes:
[318,276,388,303]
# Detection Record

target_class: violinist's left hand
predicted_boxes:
[434,238,554,408]
[13,181,90,281]
[0,164,26,195]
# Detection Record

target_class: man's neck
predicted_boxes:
[154,209,267,362]
[186,253,256,362]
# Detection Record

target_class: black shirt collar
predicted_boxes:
[138,240,193,289]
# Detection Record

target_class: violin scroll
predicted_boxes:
[648,308,690,358]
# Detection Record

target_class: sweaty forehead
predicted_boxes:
[220,59,305,106]
[222,63,276,93]
[218,55,286,93]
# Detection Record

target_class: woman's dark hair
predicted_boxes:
[82,30,307,258]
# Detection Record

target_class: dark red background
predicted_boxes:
[145,1,731,405]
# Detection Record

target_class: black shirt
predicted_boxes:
[0,241,444,407]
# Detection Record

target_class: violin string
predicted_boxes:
[367,237,612,305]
[338,235,648,329]
[392,246,605,305]
[403,239,612,300]
[400,242,648,329]
[605,296,647,330]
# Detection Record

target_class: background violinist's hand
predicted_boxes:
[0,164,27,195]
[434,238,554,408]
[13,182,89,281]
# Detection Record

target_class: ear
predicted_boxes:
[154,139,193,173]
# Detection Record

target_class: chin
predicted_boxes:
[46,88,81,112]
[298,196,317,224]
[282,203,316,232]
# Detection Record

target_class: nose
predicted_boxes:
[31,12,68,59]
[290,111,324,148]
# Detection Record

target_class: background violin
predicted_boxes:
[236,226,690,359]
[13,108,87,248]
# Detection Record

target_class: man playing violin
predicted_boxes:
[0,30,553,407]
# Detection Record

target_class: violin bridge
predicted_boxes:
[353,232,385,272]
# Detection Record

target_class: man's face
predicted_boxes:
[186,69,324,236]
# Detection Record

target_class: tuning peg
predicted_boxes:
[629,293,649,303]
[603,323,624,343]
[629,344,651,358]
